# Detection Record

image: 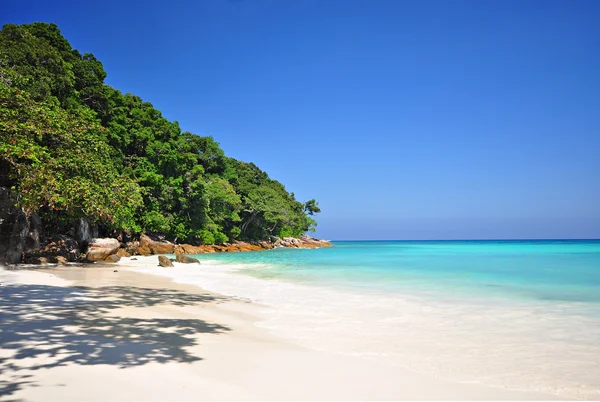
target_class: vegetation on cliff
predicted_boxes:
[0,22,321,244]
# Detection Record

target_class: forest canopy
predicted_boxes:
[0,22,319,244]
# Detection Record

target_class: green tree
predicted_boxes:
[0,81,142,229]
[0,22,322,243]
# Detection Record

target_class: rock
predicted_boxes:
[105,254,121,263]
[55,256,68,265]
[25,214,43,252]
[44,235,80,261]
[131,257,137,260]
[297,235,332,249]
[116,248,130,258]
[173,244,205,255]
[137,245,152,256]
[25,256,49,265]
[158,255,173,267]
[73,218,98,247]
[0,187,19,264]
[86,238,120,262]
[5,211,29,264]
[258,241,275,249]
[175,253,200,264]
[139,234,175,255]
[124,241,138,255]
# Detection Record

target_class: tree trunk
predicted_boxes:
[241,210,259,234]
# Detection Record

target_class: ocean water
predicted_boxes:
[131,240,600,399]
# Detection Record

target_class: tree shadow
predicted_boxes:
[0,283,231,398]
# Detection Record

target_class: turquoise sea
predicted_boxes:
[197,239,600,306]
[134,240,600,399]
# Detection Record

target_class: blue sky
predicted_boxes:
[3,0,599,239]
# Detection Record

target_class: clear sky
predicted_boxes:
[3,0,599,240]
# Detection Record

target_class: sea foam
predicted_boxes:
[130,256,600,400]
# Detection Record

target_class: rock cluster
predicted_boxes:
[124,234,175,256]
[1,217,332,265]
[273,236,330,249]
[120,235,331,258]
[23,234,82,264]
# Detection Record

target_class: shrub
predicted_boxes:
[213,231,228,245]
[198,229,215,245]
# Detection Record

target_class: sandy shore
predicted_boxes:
[1,259,561,401]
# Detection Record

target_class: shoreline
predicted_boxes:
[0,260,563,401]
[122,255,600,400]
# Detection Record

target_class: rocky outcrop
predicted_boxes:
[51,235,79,260]
[158,255,173,267]
[268,235,331,249]
[0,185,45,264]
[138,234,175,255]
[173,244,206,255]
[86,238,120,262]
[0,187,19,264]
[22,235,81,264]
[175,253,200,264]
[3,224,332,265]
[3,211,46,264]
[124,234,331,257]
[5,211,30,264]
[73,218,98,248]
[215,242,264,252]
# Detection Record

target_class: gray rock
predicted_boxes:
[73,218,98,247]
[158,255,173,267]
[175,253,200,264]
[5,211,29,264]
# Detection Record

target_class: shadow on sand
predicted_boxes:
[0,282,231,398]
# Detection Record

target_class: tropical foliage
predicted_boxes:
[0,22,319,244]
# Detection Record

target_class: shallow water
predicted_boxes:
[132,240,600,399]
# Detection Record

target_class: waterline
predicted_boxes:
[129,240,600,399]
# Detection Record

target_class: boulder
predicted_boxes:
[173,244,205,255]
[0,189,47,264]
[86,238,120,262]
[258,241,275,249]
[139,234,175,255]
[116,248,130,258]
[105,254,121,263]
[55,256,69,265]
[5,211,30,264]
[175,253,200,264]
[158,255,173,267]
[73,218,98,248]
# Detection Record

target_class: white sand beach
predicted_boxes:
[0,259,562,401]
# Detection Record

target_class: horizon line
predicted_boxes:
[325,238,600,242]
